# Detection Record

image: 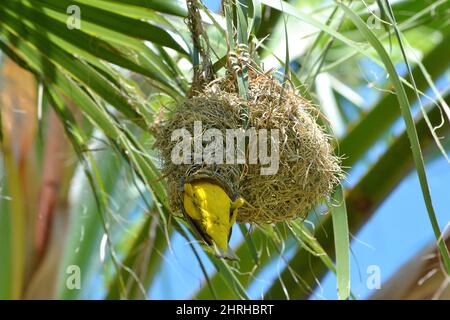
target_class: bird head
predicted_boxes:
[206,223,229,253]
[204,195,245,253]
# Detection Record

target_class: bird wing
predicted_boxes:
[181,183,213,245]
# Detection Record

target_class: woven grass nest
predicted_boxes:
[155,72,342,224]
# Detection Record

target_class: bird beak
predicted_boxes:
[213,245,239,261]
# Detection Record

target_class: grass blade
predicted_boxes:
[22,0,187,53]
[330,185,350,300]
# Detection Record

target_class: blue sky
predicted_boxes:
[204,0,221,12]
[317,156,450,299]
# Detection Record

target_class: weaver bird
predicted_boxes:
[181,179,244,258]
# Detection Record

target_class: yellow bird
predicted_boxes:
[182,179,244,256]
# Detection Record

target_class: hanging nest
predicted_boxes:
[154,71,342,224]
